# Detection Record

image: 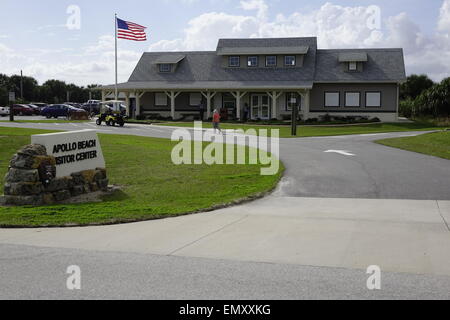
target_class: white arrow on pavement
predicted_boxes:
[324,150,356,156]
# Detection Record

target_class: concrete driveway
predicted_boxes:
[0,121,449,299]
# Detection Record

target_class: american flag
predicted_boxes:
[116,18,147,41]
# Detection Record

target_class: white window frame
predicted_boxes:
[285,56,296,66]
[189,93,202,106]
[248,56,258,67]
[325,92,340,108]
[286,92,299,111]
[155,93,168,106]
[348,62,357,71]
[366,92,382,107]
[229,56,240,67]
[266,56,277,67]
[345,92,361,107]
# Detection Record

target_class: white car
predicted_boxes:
[0,106,10,117]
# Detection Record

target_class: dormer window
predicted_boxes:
[229,56,240,67]
[159,64,172,73]
[348,62,357,71]
[266,56,277,67]
[285,56,296,66]
[248,56,258,67]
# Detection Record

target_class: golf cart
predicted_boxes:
[96,101,127,127]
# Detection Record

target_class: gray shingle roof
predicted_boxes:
[152,55,186,64]
[315,49,406,82]
[217,46,309,56]
[101,37,406,90]
[103,81,313,90]
[338,52,368,62]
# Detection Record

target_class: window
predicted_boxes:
[159,64,171,73]
[286,93,299,111]
[247,56,258,67]
[285,56,296,66]
[325,92,340,107]
[266,56,277,67]
[229,56,240,67]
[366,92,381,107]
[190,93,202,106]
[155,93,168,106]
[348,62,357,71]
[345,92,361,107]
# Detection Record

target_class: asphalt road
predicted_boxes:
[1,120,450,300]
[1,244,449,300]
[1,120,449,200]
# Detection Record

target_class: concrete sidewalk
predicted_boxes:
[1,197,449,276]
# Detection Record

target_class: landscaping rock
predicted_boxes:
[97,178,109,191]
[4,182,44,196]
[42,193,55,205]
[45,177,72,193]
[3,143,110,206]
[1,195,44,206]
[5,168,40,183]
[94,168,107,181]
[53,190,72,202]
[70,185,85,197]
[18,144,47,156]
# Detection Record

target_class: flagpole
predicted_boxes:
[114,13,118,100]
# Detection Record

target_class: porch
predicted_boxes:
[100,89,312,121]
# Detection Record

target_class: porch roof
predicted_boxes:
[99,81,314,91]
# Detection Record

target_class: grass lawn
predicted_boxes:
[0,127,283,227]
[376,131,450,160]
[157,121,442,138]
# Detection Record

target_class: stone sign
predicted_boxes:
[31,130,105,178]
[1,143,109,206]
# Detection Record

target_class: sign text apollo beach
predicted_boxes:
[31,130,105,178]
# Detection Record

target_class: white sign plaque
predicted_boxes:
[31,130,105,178]
[9,92,15,102]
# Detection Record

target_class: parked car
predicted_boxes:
[41,104,88,119]
[12,104,34,116]
[64,102,83,109]
[81,102,101,115]
[27,104,42,115]
[0,106,10,117]
[30,103,48,112]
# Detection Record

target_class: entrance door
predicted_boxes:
[251,94,271,120]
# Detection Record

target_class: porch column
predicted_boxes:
[135,91,146,118]
[125,92,131,117]
[165,91,181,120]
[267,91,282,120]
[230,91,247,120]
[201,91,217,120]
[297,90,309,120]
[304,90,311,120]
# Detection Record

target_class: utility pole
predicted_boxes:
[20,70,23,101]
[291,102,299,136]
[9,91,15,122]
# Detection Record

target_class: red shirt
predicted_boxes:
[213,113,221,123]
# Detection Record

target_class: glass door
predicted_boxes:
[260,95,270,120]
[251,94,271,120]
[251,95,259,120]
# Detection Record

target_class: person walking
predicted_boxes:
[213,109,222,134]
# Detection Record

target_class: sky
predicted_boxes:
[0,0,449,86]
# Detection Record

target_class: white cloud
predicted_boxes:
[438,0,450,32]
[148,0,450,81]
[0,34,142,86]
[2,0,450,85]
